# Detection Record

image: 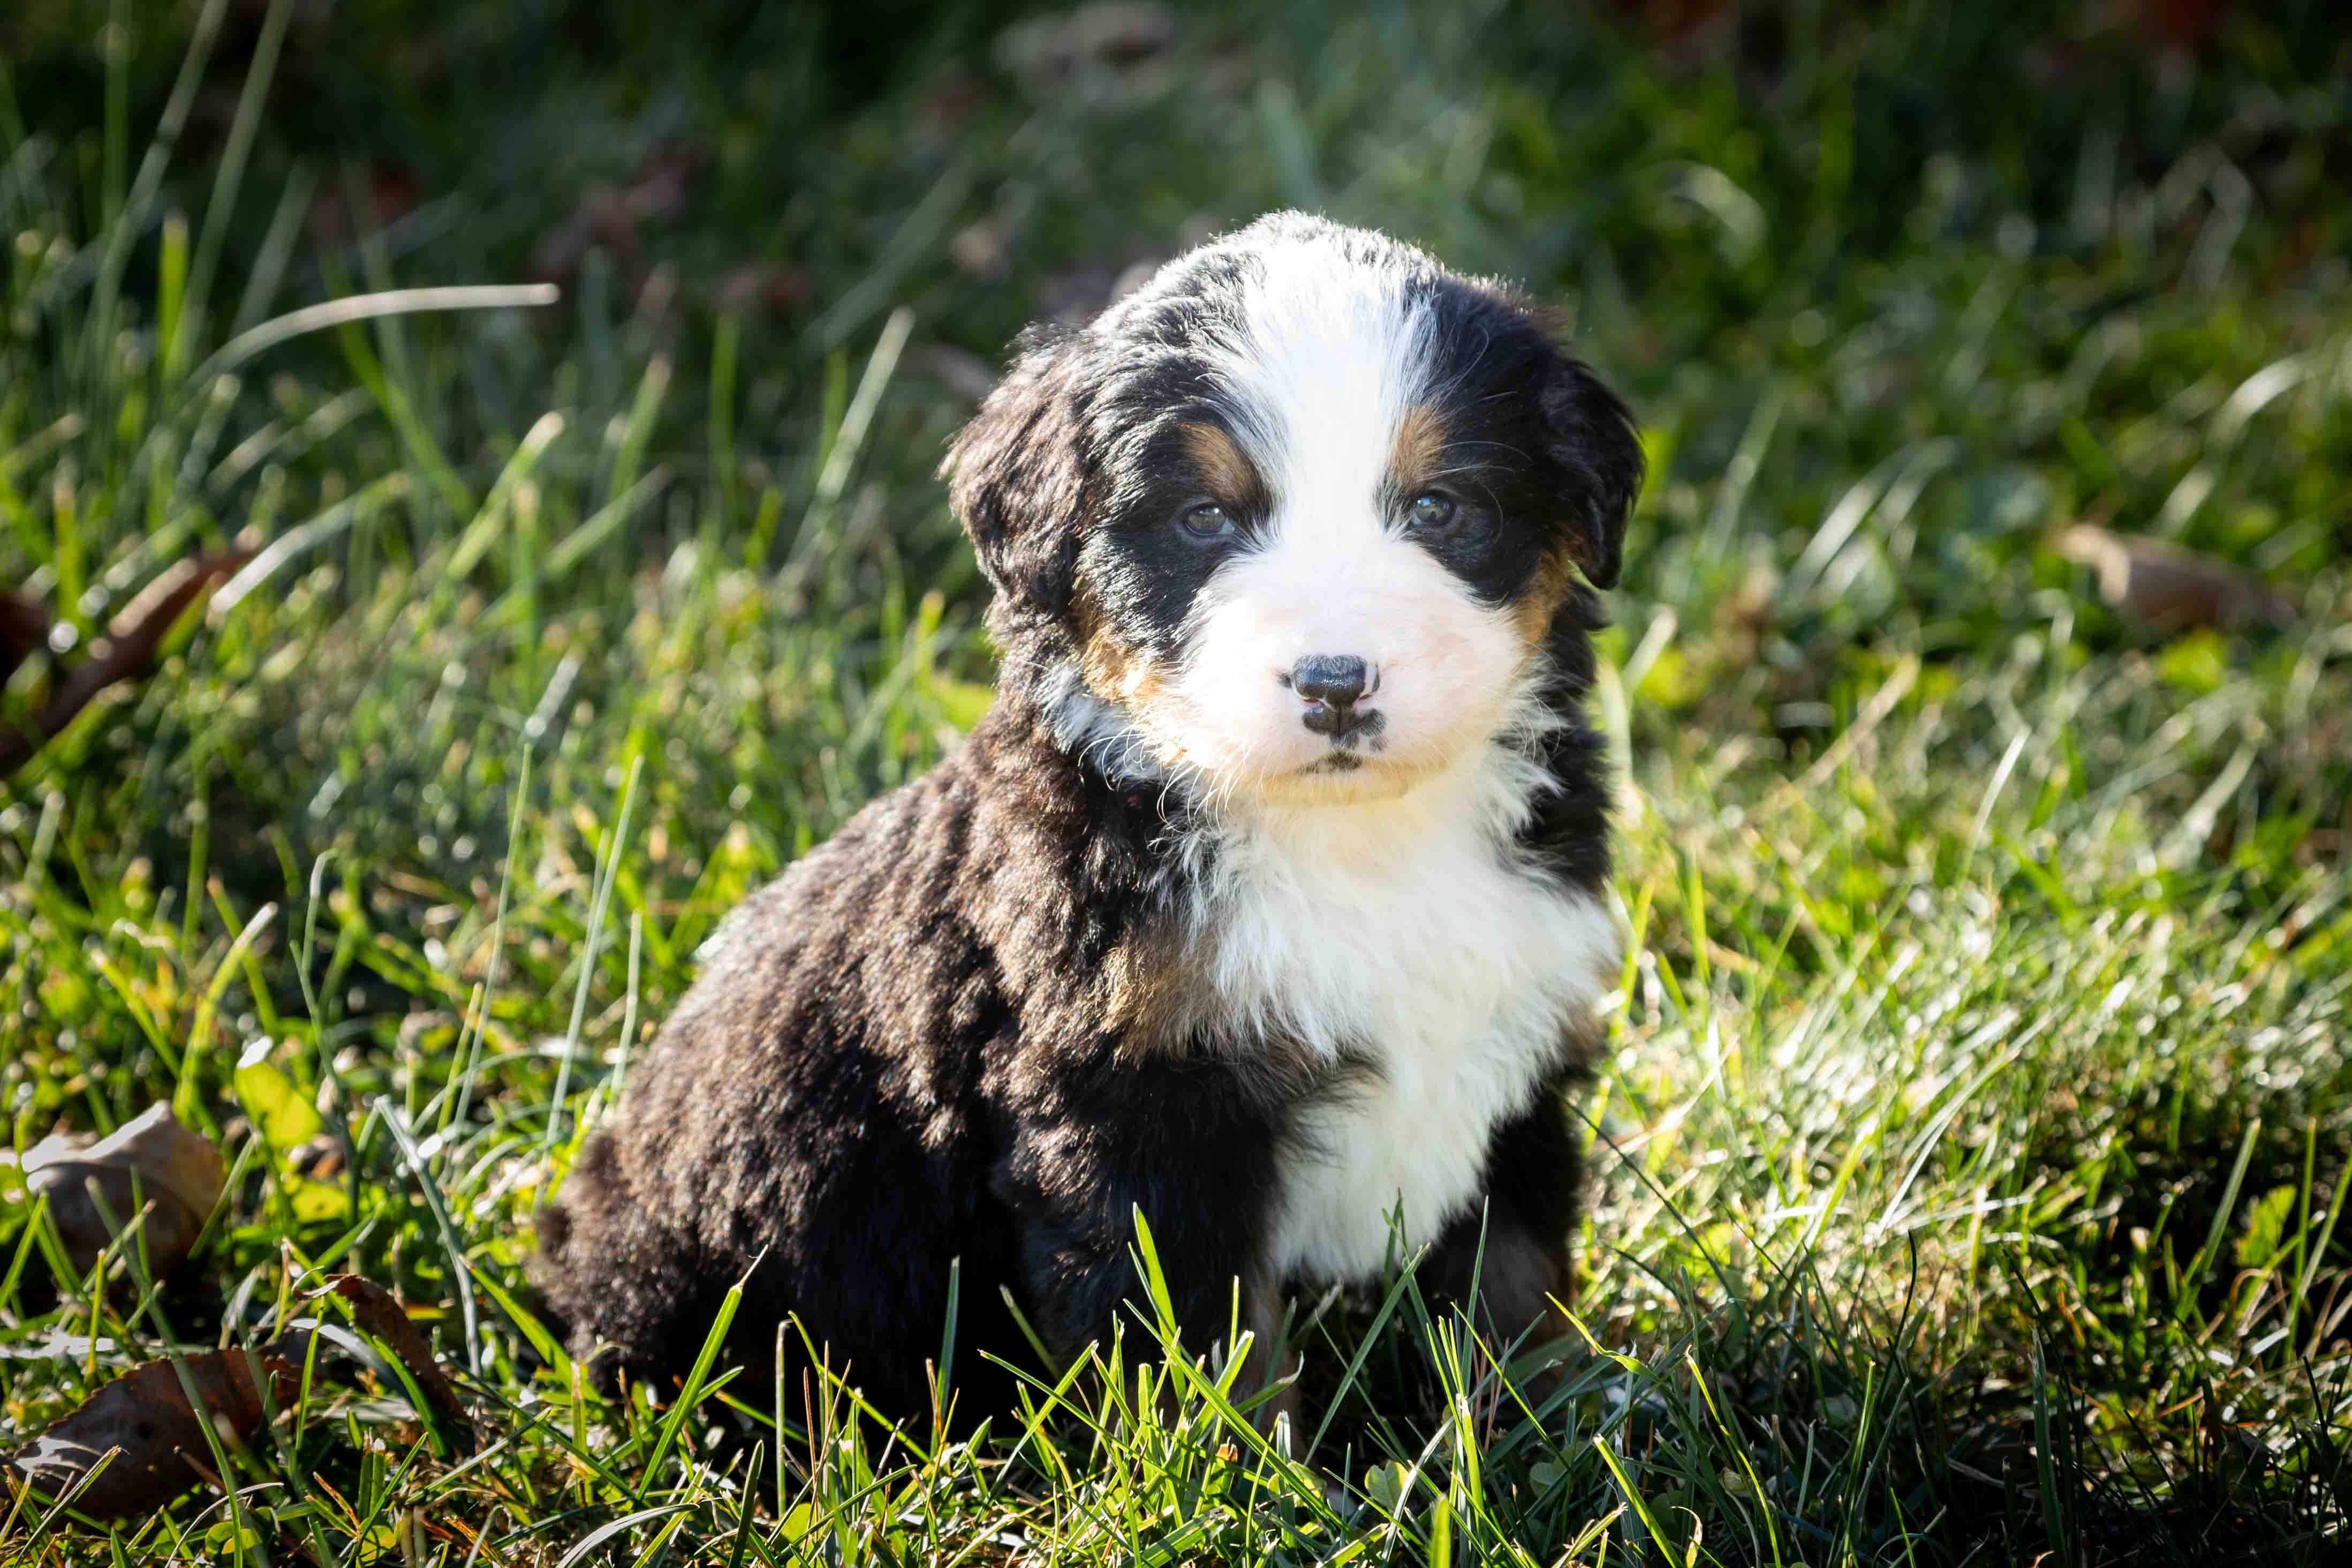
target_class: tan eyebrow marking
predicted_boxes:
[1388,404,1450,494]
[1179,421,1261,503]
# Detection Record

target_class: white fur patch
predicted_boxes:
[1177,711,1620,1285]
[1054,223,1618,1288]
[1125,229,1526,806]
[1063,222,1618,1286]
[1037,659,1168,787]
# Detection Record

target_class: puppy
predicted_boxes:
[535,213,1642,1423]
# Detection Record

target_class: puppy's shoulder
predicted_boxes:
[652,703,1156,1069]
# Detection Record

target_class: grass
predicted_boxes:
[3,1,2350,1561]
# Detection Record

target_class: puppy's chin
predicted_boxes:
[1122,714,1480,811]
[1251,753,1433,807]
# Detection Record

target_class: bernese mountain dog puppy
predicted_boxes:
[535,212,1643,1427]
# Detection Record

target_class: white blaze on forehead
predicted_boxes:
[1206,236,1438,536]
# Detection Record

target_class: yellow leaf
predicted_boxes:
[233,1050,325,1156]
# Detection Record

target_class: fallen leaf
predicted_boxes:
[7,1335,311,1519]
[531,148,704,285]
[712,264,812,317]
[0,589,49,685]
[996,3,1181,104]
[8,1273,473,1518]
[0,548,255,777]
[304,163,426,249]
[2056,525,2295,631]
[18,1104,225,1281]
[312,1274,473,1447]
[232,1042,326,1158]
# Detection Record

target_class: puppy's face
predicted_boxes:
[951,215,1642,806]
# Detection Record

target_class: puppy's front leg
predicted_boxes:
[995,1055,1290,1420]
[1423,1085,1587,1397]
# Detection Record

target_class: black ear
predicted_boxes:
[943,327,1093,623]
[1537,355,1643,590]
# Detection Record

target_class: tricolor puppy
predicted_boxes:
[536,213,1643,1422]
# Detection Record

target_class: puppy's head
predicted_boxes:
[948,213,1641,805]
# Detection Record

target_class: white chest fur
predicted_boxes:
[1184,746,1619,1285]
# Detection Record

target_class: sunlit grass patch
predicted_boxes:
[5,1,2351,1561]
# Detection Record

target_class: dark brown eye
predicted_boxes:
[1179,502,1238,541]
[1406,491,1457,529]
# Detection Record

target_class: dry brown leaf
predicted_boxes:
[7,1335,311,1519]
[2056,525,2296,631]
[9,1272,472,1519]
[313,1274,473,1445]
[996,2,1179,102]
[531,148,704,285]
[0,548,255,777]
[304,163,426,249]
[712,264,812,317]
[17,1104,226,1281]
[0,589,49,686]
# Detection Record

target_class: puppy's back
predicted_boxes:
[533,702,1138,1410]
[536,739,1008,1408]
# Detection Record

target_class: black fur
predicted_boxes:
[534,214,1640,1422]
[535,702,1240,1413]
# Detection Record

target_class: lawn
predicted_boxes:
[4,1,2350,1562]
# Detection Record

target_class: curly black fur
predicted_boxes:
[534,213,1643,1422]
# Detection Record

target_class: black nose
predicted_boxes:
[1292,655,1367,706]
[1292,654,1371,737]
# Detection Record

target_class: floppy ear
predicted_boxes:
[1537,355,1644,591]
[943,327,1094,622]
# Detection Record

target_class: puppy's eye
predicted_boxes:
[1406,491,1458,529]
[1178,502,1239,541]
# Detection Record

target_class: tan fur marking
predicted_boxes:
[1388,404,1450,497]
[1069,587,1206,1056]
[1180,421,1259,504]
[1510,551,1577,649]
[1101,927,1193,1047]
[1073,588,1168,717]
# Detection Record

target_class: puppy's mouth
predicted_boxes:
[1273,739,1434,804]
